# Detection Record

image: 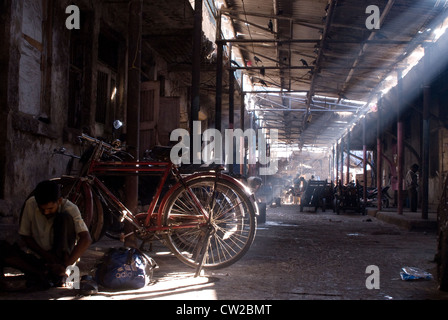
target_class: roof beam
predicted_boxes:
[220,8,322,31]
[250,108,361,112]
[294,0,339,149]
[218,38,409,44]
[339,0,396,97]
[230,66,397,71]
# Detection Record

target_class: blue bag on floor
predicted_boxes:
[95,247,157,290]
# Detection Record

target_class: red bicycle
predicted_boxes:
[52,134,258,271]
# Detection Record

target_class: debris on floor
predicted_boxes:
[400,267,433,281]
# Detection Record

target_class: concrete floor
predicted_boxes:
[1,204,448,301]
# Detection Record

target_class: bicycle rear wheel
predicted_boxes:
[162,177,256,270]
[52,177,104,243]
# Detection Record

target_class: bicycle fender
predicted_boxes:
[160,172,259,216]
[219,174,259,216]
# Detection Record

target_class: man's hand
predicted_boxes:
[64,231,92,267]
[21,235,62,264]
[47,263,67,277]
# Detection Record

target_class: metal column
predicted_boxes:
[377,96,383,211]
[422,44,431,219]
[190,0,202,128]
[190,0,203,164]
[397,69,404,215]
[363,115,367,204]
[228,69,235,173]
[125,0,142,247]
[240,78,245,175]
[346,131,350,184]
[215,11,223,131]
[340,138,344,185]
[336,142,340,184]
[332,146,336,182]
[229,71,234,129]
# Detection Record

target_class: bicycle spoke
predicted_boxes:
[163,177,256,269]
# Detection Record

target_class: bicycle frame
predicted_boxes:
[78,135,249,238]
[57,134,258,270]
[88,159,213,234]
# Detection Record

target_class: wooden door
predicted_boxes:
[140,81,160,158]
[158,97,180,146]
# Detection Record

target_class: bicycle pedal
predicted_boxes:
[119,232,134,242]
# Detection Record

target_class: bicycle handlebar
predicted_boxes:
[81,133,117,151]
[80,133,135,160]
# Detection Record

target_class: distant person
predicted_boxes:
[0,180,91,290]
[293,176,307,204]
[405,164,419,212]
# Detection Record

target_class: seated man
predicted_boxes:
[0,180,92,290]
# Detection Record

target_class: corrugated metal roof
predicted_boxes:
[103,0,447,151]
[222,0,448,149]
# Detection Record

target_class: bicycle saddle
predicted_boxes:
[145,146,173,161]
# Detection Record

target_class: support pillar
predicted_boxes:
[346,131,350,184]
[190,0,202,128]
[422,44,431,219]
[215,10,223,131]
[228,69,235,172]
[190,0,202,163]
[335,142,339,184]
[397,69,404,215]
[240,78,245,175]
[377,96,383,211]
[332,146,335,182]
[125,0,142,247]
[340,138,344,185]
[363,115,367,204]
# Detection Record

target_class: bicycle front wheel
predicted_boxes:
[162,177,257,270]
